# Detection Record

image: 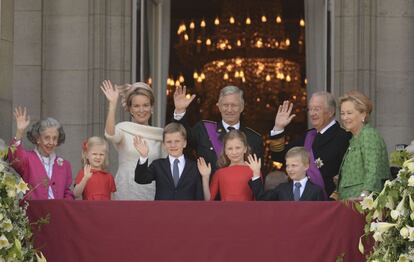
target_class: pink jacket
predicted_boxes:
[8,138,74,200]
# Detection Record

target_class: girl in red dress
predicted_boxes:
[74,137,116,200]
[197,130,261,201]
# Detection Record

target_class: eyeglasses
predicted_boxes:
[307,107,323,113]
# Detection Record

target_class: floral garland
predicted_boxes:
[358,151,414,262]
[0,148,46,261]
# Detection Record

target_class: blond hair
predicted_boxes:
[163,122,187,141]
[339,90,373,122]
[285,147,310,166]
[81,136,109,170]
[116,82,155,111]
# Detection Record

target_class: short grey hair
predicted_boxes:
[218,85,244,106]
[310,91,336,115]
[27,117,66,146]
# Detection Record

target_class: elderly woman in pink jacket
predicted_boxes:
[8,107,74,200]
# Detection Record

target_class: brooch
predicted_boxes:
[56,157,64,166]
[314,158,324,169]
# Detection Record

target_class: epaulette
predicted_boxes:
[269,137,285,152]
[244,126,261,137]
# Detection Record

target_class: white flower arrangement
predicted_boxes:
[358,150,414,261]
[0,148,46,261]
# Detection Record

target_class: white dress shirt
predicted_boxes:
[34,148,56,199]
[168,155,186,178]
[222,121,240,132]
[292,176,308,198]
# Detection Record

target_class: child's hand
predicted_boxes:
[246,154,261,178]
[133,135,149,157]
[197,157,211,178]
[84,164,92,179]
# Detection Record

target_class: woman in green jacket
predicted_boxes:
[338,90,390,200]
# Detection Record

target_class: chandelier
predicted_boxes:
[167,0,307,170]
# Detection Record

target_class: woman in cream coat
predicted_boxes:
[101,80,165,200]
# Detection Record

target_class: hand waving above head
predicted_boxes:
[100,80,119,106]
[14,106,31,140]
[273,100,296,131]
[173,86,196,114]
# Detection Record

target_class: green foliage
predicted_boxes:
[390,150,411,167]
[335,252,345,262]
[358,154,414,261]
[0,148,46,261]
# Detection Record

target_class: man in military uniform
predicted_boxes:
[173,85,263,173]
[270,92,351,198]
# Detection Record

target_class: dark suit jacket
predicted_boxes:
[176,115,263,173]
[249,178,325,201]
[271,122,351,196]
[134,157,203,200]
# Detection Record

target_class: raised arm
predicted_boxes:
[100,80,119,136]
[248,178,279,201]
[173,86,196,115]
[14,106,31,140]
[133,135,149,158]
[9,107,31,175]
[73,165,93,199]
[273,100,296,132]
[197,157,211,201]
[133,135,155,184]
[246,154,261,178]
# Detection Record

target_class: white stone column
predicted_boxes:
[304,0,328,95]
[0,0,14,141]
[41,0,91,171]
[13,0,42,144]
[333,0,414,150]
[374,1,414,150]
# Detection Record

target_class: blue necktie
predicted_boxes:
[173,159,180,187]
[293,182,301,201]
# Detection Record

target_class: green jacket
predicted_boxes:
[338,124,390,199]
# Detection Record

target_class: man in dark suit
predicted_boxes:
[270,92,351,198]
[173,85,263,173]
[134,122,203,200]
[249,147,325,201]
